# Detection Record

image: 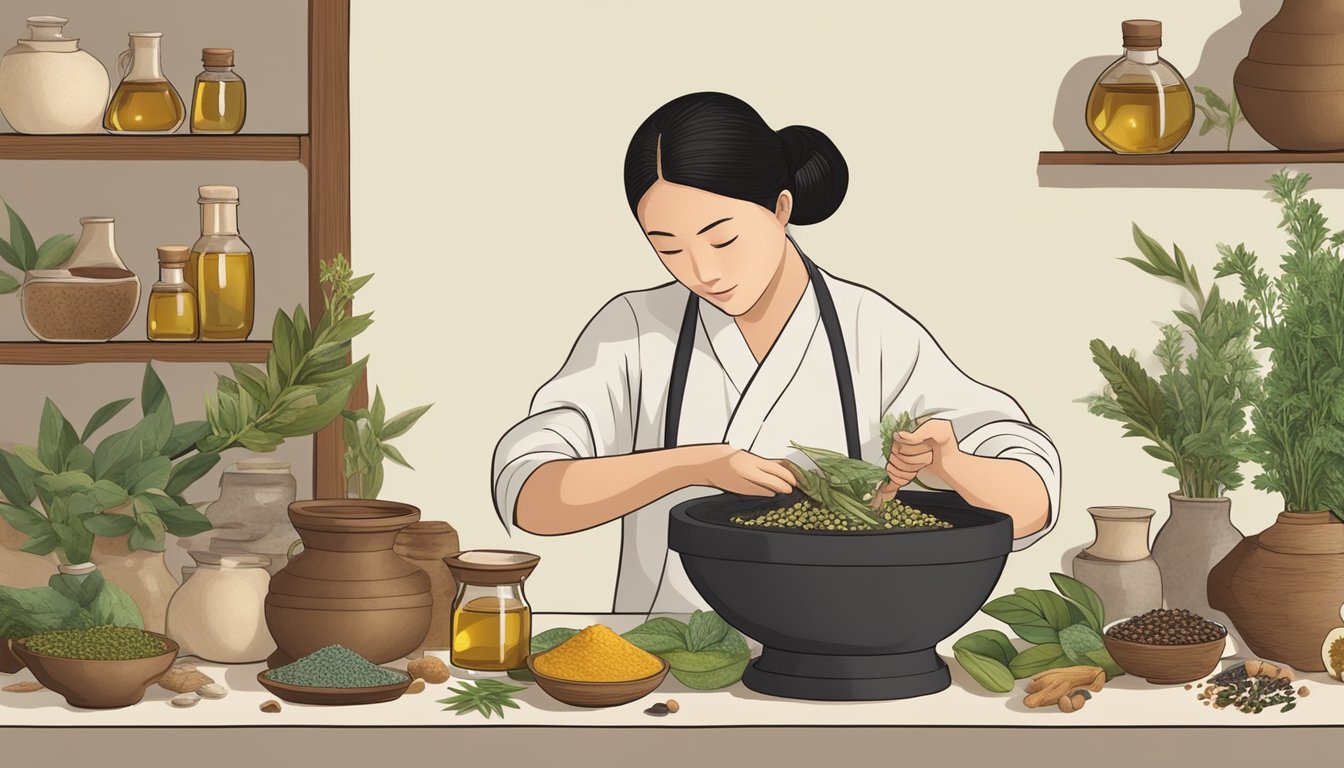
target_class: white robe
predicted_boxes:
[491,265,1061,614]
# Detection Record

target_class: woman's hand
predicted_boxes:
[872,419,961,506]
[691,444,797,497]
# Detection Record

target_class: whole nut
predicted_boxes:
[406,678,426,694]
[260,700,282,713]
[665,699,680,714]
[196,683,228,700]
[171,693,200,708]
[407,657,451,684]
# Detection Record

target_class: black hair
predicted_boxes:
[623,92,848,226]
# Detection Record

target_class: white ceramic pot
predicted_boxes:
[165,551,275,663]
[0,16,109,134]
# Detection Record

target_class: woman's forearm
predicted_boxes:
[515,447,706,535]
[933,451,1050,539]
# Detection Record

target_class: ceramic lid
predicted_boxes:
[189,550,271,569]
[231,459,292,474]
[444,550,540,586]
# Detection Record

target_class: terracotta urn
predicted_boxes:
[1208,511,1344,671]
[1234,0,1344,150]
[264,500,432,667]
[392,521,460,652]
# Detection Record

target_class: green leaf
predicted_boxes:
[1082,647,1126,680]
[381,404,432,440]
[1058,623,1107,666]
[155,503,212,537]
[34,233,76,270]
[982,593,1060,643]
[531,627,579,654]
[0,450,38,506]
[953,629,1019,666]
[687,610,732,652]
[1195,85,1230,115]
[0,502,51,538]
[82,398,134,443]
[0,585,84,639]
[1050,573,1106,632]
[88,577,143,628]
[38,398,80,474]
[82,513,137,537]
[140,363,169,418]
[34,470,93,497]
[230,363,272,404]
[0,235,21,272]
[166,452,219,496]
[125,455,172,495]
[0,270,18,294]
[669,656,749,689]
[164,421,212,457]
[1014,589,1075,631]
[64,444,94,473]
[1007,643,1070,679]
[380,442,413,470]
[953,647,1016,693]
[1198,117,1215,136]
[662,647,747,673]
[87,479,129,509]
[622,617,690,653]
[14,445,53,475]
[371,388,386,432]
[5,201,37,270]
[19,532,59,556]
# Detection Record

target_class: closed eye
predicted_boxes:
[658,249,683,256]
[711,235,738,249]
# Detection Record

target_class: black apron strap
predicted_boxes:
[664,236,862,460]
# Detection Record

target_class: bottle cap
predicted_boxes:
[198,184,240,203]
[156,245,191,265]
[1122,19,1162,50]
[202,47,234,68]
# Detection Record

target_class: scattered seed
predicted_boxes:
[260,700,282,713]
[406,678,426,694]
[196,683,228,700]
[644,702,670,716]
[171,693,200,708]
[1184,684,1192,690]
[1298,686,1310,697]
[3,682,44,693]
[665,699,680,713]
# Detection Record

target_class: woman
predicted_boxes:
[492,92,1060,614]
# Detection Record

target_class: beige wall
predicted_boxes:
[350,0,1320,611]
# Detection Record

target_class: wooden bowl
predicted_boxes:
[525,652,669,707]
[1102,620,1227,685]
[11,632,178,709]
[257,668,411,706]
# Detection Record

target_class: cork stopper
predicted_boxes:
[198,184,239,203]
[156,245,191,265]
[1122,19,1162,51]
[202,47,234,68]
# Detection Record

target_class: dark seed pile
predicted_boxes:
[1105,609,1226,645]
[729,499,953,532]
[1198,665,1298,714]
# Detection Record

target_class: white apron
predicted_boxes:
[491,239,1063,615]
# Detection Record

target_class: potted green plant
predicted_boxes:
[1084,223,1259,623]
[0,200,76,296]
[1207,170,1344,672]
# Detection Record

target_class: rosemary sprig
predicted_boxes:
[436,680,525,719]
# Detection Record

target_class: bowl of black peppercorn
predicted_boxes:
[1103,609,1228,684]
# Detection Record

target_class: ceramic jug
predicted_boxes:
[1071,506,1163,624]
[393,521,461,652]
[0,16,109,133]
[165,551,274,663]
[1235,0,1344,150]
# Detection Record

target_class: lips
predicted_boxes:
[706,285,736,298]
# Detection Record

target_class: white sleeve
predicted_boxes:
[879,306,1062,551]
[491,296,642,534]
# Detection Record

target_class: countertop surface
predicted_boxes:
[2,613,1340,728]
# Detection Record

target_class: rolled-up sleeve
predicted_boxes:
[491,296,642,533]
[877,301,1062,550]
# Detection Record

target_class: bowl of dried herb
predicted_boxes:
[257,644,411,705]
[11,625,179,709]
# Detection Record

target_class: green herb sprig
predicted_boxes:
[437,680,525,719]
[0,199,77,295]
[342,387,432,499]
[1193,86,1244,152]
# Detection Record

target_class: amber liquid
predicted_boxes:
[451,596,531,670]
[192,80,246,133]
[147,289,199,341]
[104,80,185,132]
[195,251,254,340]
[1087,82,1194,154]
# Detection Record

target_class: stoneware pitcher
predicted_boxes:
[0,15,109,133]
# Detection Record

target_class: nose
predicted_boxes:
[688,247,723,289]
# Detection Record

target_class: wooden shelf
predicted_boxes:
[1040,150,1344,166]
[0,135,304,162]
[0,341,271,365]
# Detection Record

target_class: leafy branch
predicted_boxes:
[343,387,432,499]
[0,200,77,295]
[1193,86,1244,152]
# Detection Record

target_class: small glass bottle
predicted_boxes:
[444,551,539,676]
[147,245,198,341]
[190,185,254,340]
[191,48,246,134]
[1086,20,1194,154]
[103,32,185,133]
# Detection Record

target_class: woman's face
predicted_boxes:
[636,179,792,317]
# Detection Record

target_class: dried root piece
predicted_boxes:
[1024,666,1105,709]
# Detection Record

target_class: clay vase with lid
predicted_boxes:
[1208,511,1344,671]
[1071,506,1163,624]
[393,521,460,652]
[264,500,432,667]
[1234,0,1344,150]
[0,15,110,133]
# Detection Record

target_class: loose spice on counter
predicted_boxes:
[1197,661,1299,714]
[534,625,664,682]
[1106,609,1226,645]
[20,625,167,660]
[263,645,409,689]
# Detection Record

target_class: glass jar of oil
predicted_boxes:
[147,245,198,341]
[103,32,185,133]
[444,551,540,676]
[191,48,246,134]
[190,185,254,340]
[1086,20,1193,154]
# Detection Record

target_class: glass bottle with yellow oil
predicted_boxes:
[104,32,185,133]
[191,48,246,134]
[1086,20,1194,154]
[190,185,255,340]
[444,551,540,676]
[147,245,198,341]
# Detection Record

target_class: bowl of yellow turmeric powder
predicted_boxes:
[525,625,670,707]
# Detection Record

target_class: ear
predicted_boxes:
[774,190,793,228]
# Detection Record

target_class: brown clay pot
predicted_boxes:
[1207,511,1344,671]
[89,514,180,634]
[1235,0,1344,150]
[264,500,432,668]
[393,521,460,652]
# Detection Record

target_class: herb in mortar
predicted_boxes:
[264,644,408,689]
[731,498,951,532]
[21,624,165,660]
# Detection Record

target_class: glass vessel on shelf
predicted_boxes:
[147,245,198,341]
[444,551,540,676]
[191,47,246,134]
[103,32,185,133]
[1086,19,1193,154]
[190,184,254,341]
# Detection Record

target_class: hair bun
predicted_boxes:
[777,125,848,225]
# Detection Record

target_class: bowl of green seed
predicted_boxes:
[258,644,411,705]
[11,625,179,709]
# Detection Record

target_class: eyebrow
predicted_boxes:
[645,217,734,238]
